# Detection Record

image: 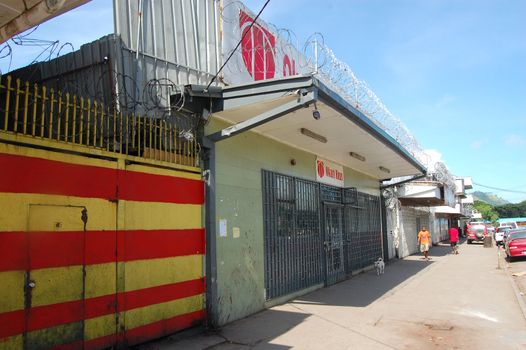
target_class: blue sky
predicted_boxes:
[1,0,525,203]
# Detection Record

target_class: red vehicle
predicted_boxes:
[466,223,488,244]
[505,229,526,261]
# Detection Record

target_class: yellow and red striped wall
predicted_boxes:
[0,142,205,349]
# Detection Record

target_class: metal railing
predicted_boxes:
[0,75,199,167]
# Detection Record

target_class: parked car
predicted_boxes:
[504,229,526,261]
[466,223,488,244]
[495,226,512,246]
[499,225,514,244]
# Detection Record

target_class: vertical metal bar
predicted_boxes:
[143,115,147,157]
[119,111,123,153]
[40,86,46,138]
[163,120,168,161]
[92,101,98,146]
[64,93,70,142]
[137,114,142,156]
[131,114,136,150]
[148,117,152,155]
[125,113,129,155]
[31,84,38,136]
[106,107,110,151]
[3,75,11,131]
[79,98,84,145]
[86,99,91,146]
[48,88,55,139]
[57,92,62,141]
[72,96,77,143]
[168,122,173,163]
[113,109,117,152]
[99,105,104,148]
[153,119,158,159]
[13,79,21,132]
[22,81,29,134]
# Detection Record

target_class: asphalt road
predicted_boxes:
[137,241,526,349]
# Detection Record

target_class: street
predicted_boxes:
[137,241,526,349]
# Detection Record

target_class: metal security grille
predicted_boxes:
[262,170,324,300]
[344,192,382,274]
[324,203,345,285]
[263,170,383,299]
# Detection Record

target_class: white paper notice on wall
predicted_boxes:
[233,227,240,238]
[219,219,227,237]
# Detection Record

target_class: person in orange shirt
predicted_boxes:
[418,226,431,261]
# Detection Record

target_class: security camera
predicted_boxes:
[312,110,321,120]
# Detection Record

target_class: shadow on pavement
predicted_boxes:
[291,248,446,308]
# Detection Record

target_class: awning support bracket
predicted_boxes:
[207,89,317,143]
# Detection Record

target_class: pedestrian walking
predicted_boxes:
[449,226,459,254]
[418,226,431,260]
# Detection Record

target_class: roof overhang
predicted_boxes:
[398,182,445,206]
[190,75,426,180]
[434,205,464,218]
[0,0,89,44]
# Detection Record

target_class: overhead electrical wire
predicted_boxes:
[473,182,526,194]
[204,0,271,91]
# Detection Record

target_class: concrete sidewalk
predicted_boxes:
[136,242,526,349]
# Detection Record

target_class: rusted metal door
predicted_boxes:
[25,204,87,350]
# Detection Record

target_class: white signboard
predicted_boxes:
[316,158,345,187]
[222,0,312,85]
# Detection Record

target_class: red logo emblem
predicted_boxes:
[239,10,276,81]
[317,160,325,178]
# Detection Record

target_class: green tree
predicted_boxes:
[473,200,499,222]
[495,200,526,218]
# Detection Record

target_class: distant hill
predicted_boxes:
[471,191,509,206]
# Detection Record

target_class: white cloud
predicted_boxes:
[470,139,487,150]
[423,149,445,171]
[434,94,456,109]
[505,134,526,147]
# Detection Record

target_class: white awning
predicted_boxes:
[196,75,426,180]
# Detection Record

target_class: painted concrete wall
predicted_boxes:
[396,207,430,258]
[207,119,379,325]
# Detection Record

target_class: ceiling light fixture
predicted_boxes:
[349,152,366,162]
[379,166,391,174]
[300,128,327,143]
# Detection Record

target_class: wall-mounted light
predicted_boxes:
[312,102,321,120]
[349,152,366,162]
[379,166,391,174]
[300,128,327,143]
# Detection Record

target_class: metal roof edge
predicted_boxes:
[312,76,427,175]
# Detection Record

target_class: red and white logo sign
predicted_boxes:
[239,10,276,81]
[316,157,344,187]
[222,1,307,85]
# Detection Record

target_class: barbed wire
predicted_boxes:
[219,3,460,186]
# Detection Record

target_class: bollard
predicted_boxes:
[483,236,493,248]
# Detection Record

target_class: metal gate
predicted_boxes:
[262,171,324,300]
[324,204,345,285]
[262,170,383,299]
[344,193,382,274]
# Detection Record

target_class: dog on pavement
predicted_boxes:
[374,257,385,276]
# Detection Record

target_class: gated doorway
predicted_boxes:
[323,203,345,285]
[262,170,383,301]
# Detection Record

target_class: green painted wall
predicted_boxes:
[207,119,379,325]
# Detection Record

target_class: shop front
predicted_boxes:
[184,74,426,326]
